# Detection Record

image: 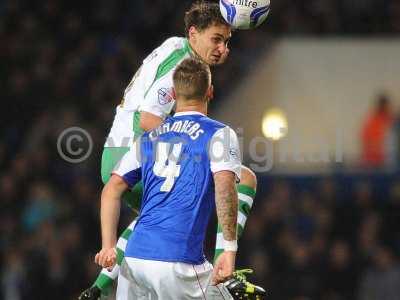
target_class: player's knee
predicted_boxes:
[240,165,257,190]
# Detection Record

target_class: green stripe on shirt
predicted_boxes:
[144,39,191,98]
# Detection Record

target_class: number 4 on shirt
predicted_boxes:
[153,142,183,192]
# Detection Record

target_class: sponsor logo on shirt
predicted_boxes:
[158,87,173,105]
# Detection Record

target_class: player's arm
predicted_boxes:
[212,171,238,285]
[136,78,174,133]
[95,175,128,269]
[211,126,242,241]
[214,170,238,247]
[95,142,142,269]
[210,126,242,284]
[138,79,175,132]
[214,171,238,241]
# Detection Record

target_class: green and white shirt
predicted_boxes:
[105,37,192,147]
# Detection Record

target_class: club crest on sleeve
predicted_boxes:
[158,87,174,105]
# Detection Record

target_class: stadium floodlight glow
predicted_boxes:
[261,108,288,141]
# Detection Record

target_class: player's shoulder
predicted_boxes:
[156,36,189,56]
[200,117,240,144]
[199,116,231,132]
[162,36,187,48]
[143,36,189,66]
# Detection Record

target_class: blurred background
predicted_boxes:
[1,0,400,299]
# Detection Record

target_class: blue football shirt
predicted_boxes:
[113,111,241,264]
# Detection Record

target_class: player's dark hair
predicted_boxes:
[173,58,211,101]
[184,1,230,36]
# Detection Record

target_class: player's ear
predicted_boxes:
[171,88,177,100]
[188,26,198,42]
[206,85,214,101]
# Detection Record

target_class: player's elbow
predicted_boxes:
[240,165,257,190]
[139,117,151,132]
[139,112,163,132]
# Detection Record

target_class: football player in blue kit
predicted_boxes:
[95,58,241,299]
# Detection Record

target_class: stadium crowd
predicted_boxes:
[1,0,400,299]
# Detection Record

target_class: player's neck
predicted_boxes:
[175,102,207,116]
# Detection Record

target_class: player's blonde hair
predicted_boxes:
[173,58,211,101]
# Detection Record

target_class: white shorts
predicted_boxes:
[117,257,213,300]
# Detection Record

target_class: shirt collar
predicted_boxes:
[174,111,206,117]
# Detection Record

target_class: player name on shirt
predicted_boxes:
[149,119,205,141]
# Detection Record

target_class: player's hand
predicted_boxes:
[95,247,117,271]
[212,250,236,285]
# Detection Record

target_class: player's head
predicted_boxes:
[185,2,231,66]
[173,58,213,105]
